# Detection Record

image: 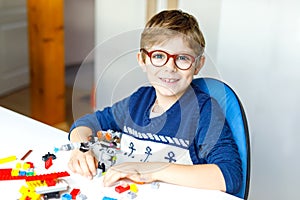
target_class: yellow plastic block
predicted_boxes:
[11,169,20,176]
[23,163,31,170]
[130,183,138,193]
[19,185,40,200]
[16,162,22,168]
[27,180,46,188]
[0,155,16,164]
[19,185,28,194]
[30,193,41,200]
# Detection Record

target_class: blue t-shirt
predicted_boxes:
[69,83,242,195]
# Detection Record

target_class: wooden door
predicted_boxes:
[27,0,65,125]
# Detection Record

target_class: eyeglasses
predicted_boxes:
[140,48,198,70]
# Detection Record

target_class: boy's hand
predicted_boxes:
[68,149,97,179]
[103,162,168,186]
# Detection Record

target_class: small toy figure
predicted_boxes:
[56,130,121,174]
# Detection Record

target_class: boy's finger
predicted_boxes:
[86,155,97,176]
[79,159,93,179]
[68,159,75,172]
[103,169,127,187]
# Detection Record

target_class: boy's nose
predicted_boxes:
[165,57,177,71]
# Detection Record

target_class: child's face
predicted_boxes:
[138,36,205,99]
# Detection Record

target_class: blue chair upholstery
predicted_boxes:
[192,77,250,199]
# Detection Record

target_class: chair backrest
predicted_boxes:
[192,77,250,199]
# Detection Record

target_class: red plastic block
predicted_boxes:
[45,157,53,169]
[1,170,70,181]
[25,171,70,181]
[70,188,80,199]
[115,184,130,193]
[0,168,12,175]
[26,162,35,168]
[45,178,56,186]
[0,168,25,181]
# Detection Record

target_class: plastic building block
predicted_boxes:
[76,193,87,200]
[0,167,34,180]
[11,169,20,176]
[61,193,72,200]
[22,178,67,200]
[26,162,35,168]
[127,191,137,199]
[20,150,33,160]
[102,196,117,200]
[70,188,80,199]
[19,170,27,176]
[42,152,57,161]
[115,183,130,193]
[43,191,60,199]
[151,182,160,189]
[35,179,68,194]
[25,171,70,181]
[16,162,22,169]
[0,155,16,164]
[23,163,31,170]
[0,168,12,175]
[98,161,106,173]
[0,168,24,181]
[26,168,35,176]
[19,185,41,200]
[130,183,138,193]
[45,178,56,186]
[27,180,47,188]
[0,170,69,181]
[45,156,53,169]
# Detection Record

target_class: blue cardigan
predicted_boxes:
[69,83,242,195]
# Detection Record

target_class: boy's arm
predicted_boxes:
[69,126,93,143]
[103,162,226,192]
[152,163,226,191]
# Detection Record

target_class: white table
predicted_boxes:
[0,106,242,200]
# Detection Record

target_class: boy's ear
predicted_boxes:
[194,55,205,75]
[137,52,147,72]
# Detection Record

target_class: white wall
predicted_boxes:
[64,0,95,65]
[178,0,223,79]
[0,0,29,95]
[216,1,300,199]
[94,0,147,109]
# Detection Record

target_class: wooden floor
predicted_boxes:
[0,65,93,132]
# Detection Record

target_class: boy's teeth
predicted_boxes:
[163,78,176,83]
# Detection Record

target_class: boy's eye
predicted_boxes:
[152,53,165,59]
[177,55,191,61]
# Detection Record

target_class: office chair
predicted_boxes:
[192,77,250,200]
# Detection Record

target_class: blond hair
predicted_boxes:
[140,10,205,57]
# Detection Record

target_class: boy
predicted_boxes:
[68,10,242,196]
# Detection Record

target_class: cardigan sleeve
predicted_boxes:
[194,98,243,195]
